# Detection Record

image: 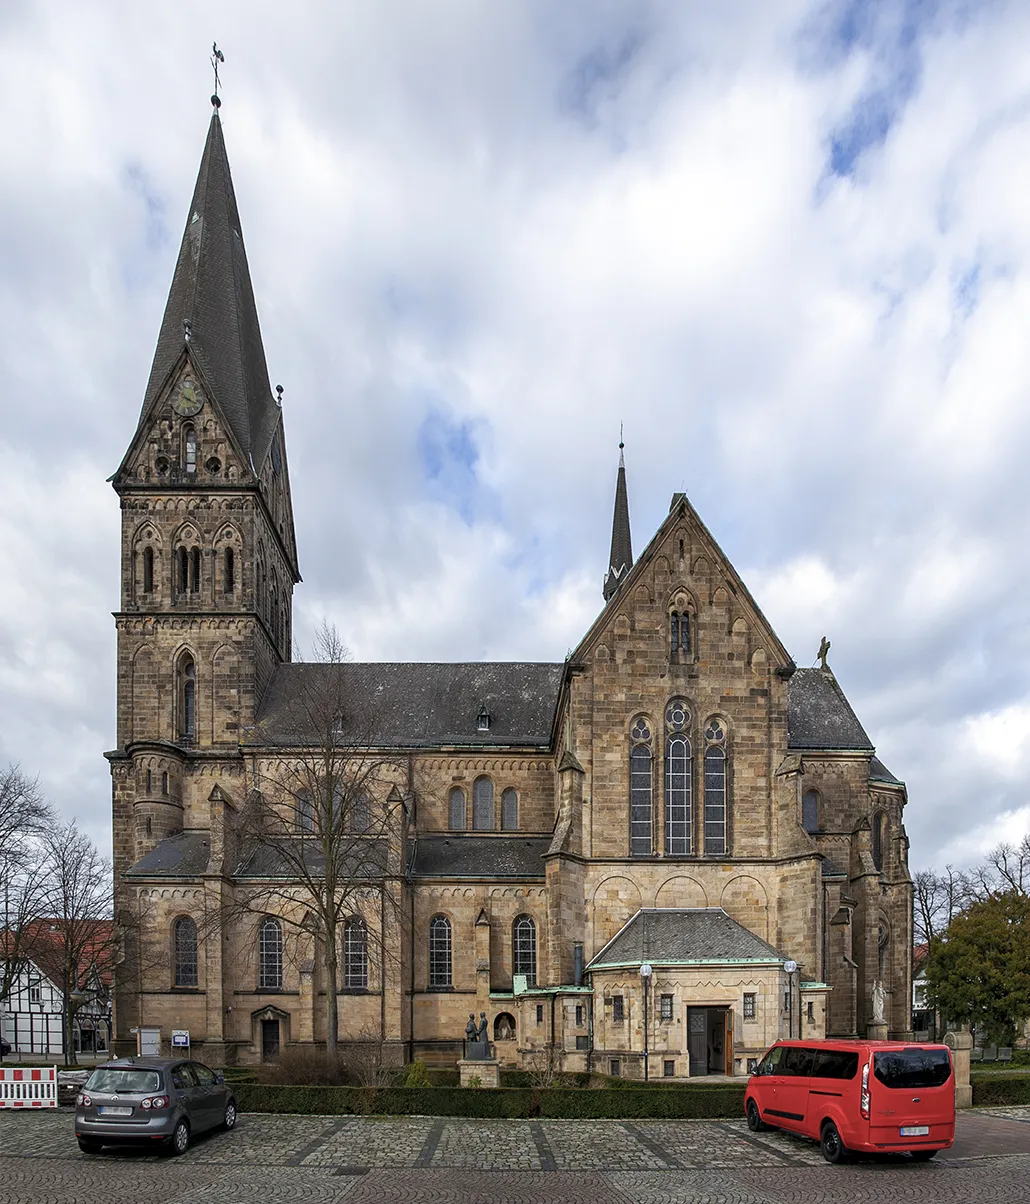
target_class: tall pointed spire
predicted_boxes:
[137,110,279,469]
[603,437,633,602]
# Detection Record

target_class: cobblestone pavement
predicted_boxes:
[1,1109,1028,1203]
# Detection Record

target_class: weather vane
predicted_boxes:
[619,422,624,451]
[211,42,225,108]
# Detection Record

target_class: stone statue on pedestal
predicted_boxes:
[871,979,886,1024]
[464,1011,490,1060]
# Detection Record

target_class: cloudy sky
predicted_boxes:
[1,0,1028,871]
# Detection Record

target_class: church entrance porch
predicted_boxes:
[687,1006,732,1077]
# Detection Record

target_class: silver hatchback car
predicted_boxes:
[75,1057,237,1155]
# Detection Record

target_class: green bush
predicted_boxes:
[403,1060,433,1089]
[232,1083,746,1119]
[972,1075,1030,1107]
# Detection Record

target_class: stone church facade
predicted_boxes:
[108,109,914,1075]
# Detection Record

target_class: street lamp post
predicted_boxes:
[640,963,653,1081]
[784,960,798,1040]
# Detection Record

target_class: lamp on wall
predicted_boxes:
[640,962,653,1081]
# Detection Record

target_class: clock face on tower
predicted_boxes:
[172,377,204,418]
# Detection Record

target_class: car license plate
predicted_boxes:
[900,1125,929,1137]
[98,1106,132,1116]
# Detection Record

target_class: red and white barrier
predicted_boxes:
[0,1066,58,1108]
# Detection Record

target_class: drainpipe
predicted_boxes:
[550,993,558,1076]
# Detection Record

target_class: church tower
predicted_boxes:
[108,107,299,868]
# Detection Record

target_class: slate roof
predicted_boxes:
[587,908,787,968]
[253,662,564,747]
[124,831,211,878]
[869,755,903,785]
[411,836,550,879]
[603,446,633,602]
[787,668,874,752]
[233,838,388,879]
[138,112,279,469]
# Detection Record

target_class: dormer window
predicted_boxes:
[477,706,491,733]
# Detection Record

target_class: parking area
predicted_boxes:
[0,1107,1028,1202]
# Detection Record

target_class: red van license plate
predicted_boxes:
[899,1126,929,1137]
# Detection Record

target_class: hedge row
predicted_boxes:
[232,1083,747,1119]
[971,1075,1030,1107]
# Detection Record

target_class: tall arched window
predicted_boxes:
[180,655,196,741]
[872,811,888,871]
[176,547,189,595]
[501,788,518,831]
[513,915,537,986]
[223,547,235,594]
[802,789,820,834]
[343,917,368,990]
[429,915,452,988]
[449,787,466,831]
[703,719,727,855]
[189,547,201,593]
[142,547,154,594]
[258,918,282,989]
[349,793,371,834]
[473,776,494,830]
[296,790,314,833]
[173,916,198,988]
[665,737,692,854]
[183,425,197,474]
[664,700,692,855]
[629,716,653,856]
[670,611,691,658]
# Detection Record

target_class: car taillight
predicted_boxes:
[861,1062,870,1118]
[79,1093,92,1107]
[141,1095,169,1110]
[141,1096,152,1108]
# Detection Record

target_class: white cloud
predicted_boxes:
[0,1,1028,869]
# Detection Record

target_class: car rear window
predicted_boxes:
[874,1049,951,1090]
[85,1067,162,1094]
[812,1049,859,1079]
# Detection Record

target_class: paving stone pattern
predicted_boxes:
[2,1110,1029,1203]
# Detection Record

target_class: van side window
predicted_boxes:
[812,1049,859,1079]
[782,1047,816,1077]
[757,1046,783,1075]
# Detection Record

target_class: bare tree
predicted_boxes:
[217,622,406,1064]
[965,836,1030,902]
[34,821,116,1065]
[913,866,967,945]
[0,765,54,1020]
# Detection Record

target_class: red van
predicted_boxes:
[744,1040,955,1163]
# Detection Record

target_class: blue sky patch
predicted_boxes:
[417,407,487,525]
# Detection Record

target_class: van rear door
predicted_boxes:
[869,1047,954,1149]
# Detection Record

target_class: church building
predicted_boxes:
[108,108,914,1075]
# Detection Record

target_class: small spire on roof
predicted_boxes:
[210,42,225,109]
[603,434,633,602]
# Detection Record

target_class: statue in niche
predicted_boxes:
[871,979,887,1024]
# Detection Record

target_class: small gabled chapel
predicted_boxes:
[107,106,914,1075]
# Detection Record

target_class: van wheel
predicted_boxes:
[820,1121,849,1164]
[746,1100,766,1132]
[910,1149,938,1161]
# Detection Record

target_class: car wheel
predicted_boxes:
[166,1119,190,1156]
[746,1099,766,1132]
[223,1099,237,1131]
[910,1149,938,1161]
[77,1139,102,1155]
[820,1121,849,1164]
